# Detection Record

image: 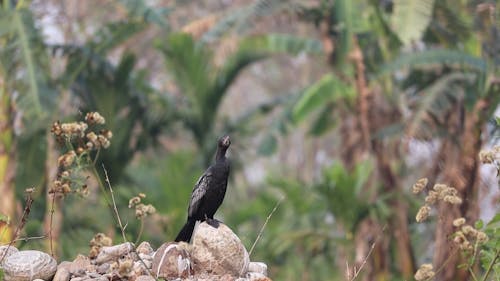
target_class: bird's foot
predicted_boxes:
[206,218,220,228]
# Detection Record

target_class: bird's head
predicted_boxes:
[218,135,231,149]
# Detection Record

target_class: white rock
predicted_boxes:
[135,275,156,281]
[95,242,134,264]
[248,262,268,276]
[192,222,250,277]
[246,272,272,281]
[3,250,57,281]
[152,242,192,279]
[0,246,18,266]
[52,267,70,281]
[136,242,154,255]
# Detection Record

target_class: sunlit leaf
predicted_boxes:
[292,74,354,123]
[391,0,435,46]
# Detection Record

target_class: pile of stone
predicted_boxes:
[0,222,270,281]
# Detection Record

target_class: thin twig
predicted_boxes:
[102,164,127,243]
[481,248,500,281]
[346,260,351,280]
[0,190,34,263]
[101,165,153,277]
[469,267,479,281]
[1,235,47,245]
[48,193,56,256]
[135,219,144,246]
[349,224,387,281]
[431,248,459,280]
[249,196,284,257]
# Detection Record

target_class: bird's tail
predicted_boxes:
[175,219,196,242]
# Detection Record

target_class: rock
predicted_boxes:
[152,242,193,279]
[220,273,237,281]
[53,268,70,281]
[192,222,249,277]
[70,254,94,275]
[248,262,268,276]
[87,272,102,278]
[133,260,151,276]
[136,242,154,255]
[0,246,18,266]
[95,242,134,264]
[246,272,272,281]
[96,263,110,274]
[57,261,72,271]
[2,250,57,281]
[136,275,156,281]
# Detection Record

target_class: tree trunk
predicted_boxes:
[43,131,62,257]
[0,85,17,244]
[433,99,487,281]
[342,40,416,280]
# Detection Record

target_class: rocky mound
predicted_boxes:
[0,222,270,281]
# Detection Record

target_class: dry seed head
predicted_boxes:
[453,218,466,227]
[86,142,94,150]
[61,122,88,138]
[453,231,466,244]
[416,205,431,222]
[101,130,113,139]
[425,191,438,205]
[414,263,435,281]
[86,132,98,142]
[51,121,62,136]
[477,231,489,243]
[433,183,447,193]
[412,178,428,194]
[135,203,156,219]
[479,150,495,164]
[61,183,71,194]
[443,195,462,205]
[97,135,110,149]
[85,112,106,125]
[462,225,477,236]
[76,147,85,155]
[90,232,112,246]
[58,150,77,168]
[128,196,141,208]
[118,259,133,276]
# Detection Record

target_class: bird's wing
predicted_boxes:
[188,170,212,218]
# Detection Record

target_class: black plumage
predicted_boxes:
[175,135,231,242]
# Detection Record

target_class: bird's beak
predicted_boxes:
[222,135,231,146]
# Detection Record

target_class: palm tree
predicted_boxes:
[0,0,57,244]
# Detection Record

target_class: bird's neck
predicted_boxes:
[215,147,227,162]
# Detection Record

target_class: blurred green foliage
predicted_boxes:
[0,0,499,281]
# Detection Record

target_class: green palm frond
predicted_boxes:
[406,72,477,138]
[117,0,170,27]
[391,0,435,46]
[292,73,355,124]
[319,160,374,233]
[201,0,299,44]
[88,21,147,54]
[238,34,322,55]
[0,6,57,131]
[426,0,472,45]
[378,49,486,75]
[158,32,322,160]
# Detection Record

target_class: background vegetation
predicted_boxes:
[0,0,499,280]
